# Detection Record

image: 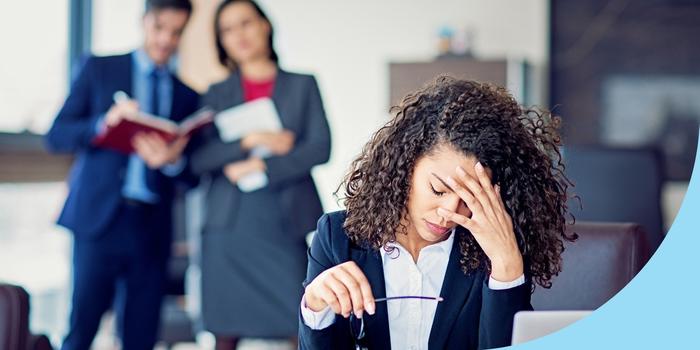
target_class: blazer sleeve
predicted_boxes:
[45,56,103,153]
[188,87,248,176]
[264,76,331,188]
[299,214,353,350]
[478,276,533,349]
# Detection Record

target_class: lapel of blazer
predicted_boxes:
[351,245,392,349]
[428,231,477,349]
[170,77,187,121]
[110,54,133,167]
[225,70,245,108]
[271,69,289,127]
[110,53,133,106]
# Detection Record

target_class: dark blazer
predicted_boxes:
[44,53,200,239]
[190,69,330,240]
[299,211,533,350]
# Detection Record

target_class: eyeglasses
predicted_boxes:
[349,295,444,349]
[349,312,366,350]
[307,249,445,348]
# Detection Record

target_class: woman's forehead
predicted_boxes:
[418,148,476,174]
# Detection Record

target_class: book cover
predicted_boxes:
[93,108,214,154]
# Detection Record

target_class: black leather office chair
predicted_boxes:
[0,283,53,350]
[532,221,651,310]
[563,146,666,251]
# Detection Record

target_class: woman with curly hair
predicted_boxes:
[298,76,575,349]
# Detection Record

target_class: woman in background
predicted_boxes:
[190,1,331,348]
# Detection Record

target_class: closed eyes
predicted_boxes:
[430,183,445,197]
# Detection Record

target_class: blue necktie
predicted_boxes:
[150,69,160,116]
[144,68,162,194]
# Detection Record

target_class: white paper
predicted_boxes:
[214,98,280,192]
[238,145,270,192]
[237,171,269,192]
[214,97,282,142]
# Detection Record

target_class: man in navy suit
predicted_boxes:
[44,1,198,349]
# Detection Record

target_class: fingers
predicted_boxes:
[120,100,139,117]
[437,207,474,231]
[445,174,481,217]
[266,130,295,155]
[132,133,154,155]
[454,165,499,226]
[471,163,508,228]
[311,283,342,315]
[330,268,365,318]
[172,135,190,150]
[144,133,167,150]
[341,262,376,315]
[133,133,188,168]
[223,163,240,182]
[494,184,513,230]
[306,262,375,319]
[281,130,296,143]
[325,276,353,317]
[106,100,140,126]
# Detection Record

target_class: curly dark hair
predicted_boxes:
[337,76,576,289]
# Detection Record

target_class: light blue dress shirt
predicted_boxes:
[120,49,175,203]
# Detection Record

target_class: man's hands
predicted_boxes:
[105,99,139,127]
[132,132,189,169]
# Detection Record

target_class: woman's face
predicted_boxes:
[218,2,271,65]
[405,143,491,244]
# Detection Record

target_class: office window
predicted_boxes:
[0,1,68,134]
[92,0,144,55]
[0,183,71,344]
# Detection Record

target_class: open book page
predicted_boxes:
[128,112,180,134]
[179,108,215,136]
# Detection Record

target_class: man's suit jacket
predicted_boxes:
[45,53,200,239]
[299,211,533,350]
[189,69,330,240]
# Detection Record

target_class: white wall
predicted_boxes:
[180,0,549,211]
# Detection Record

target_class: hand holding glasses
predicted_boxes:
[305,259,446,349]
[305,260,445,319]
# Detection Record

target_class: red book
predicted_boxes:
[93,108,214,154]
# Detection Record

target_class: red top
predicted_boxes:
[242,76,275,102]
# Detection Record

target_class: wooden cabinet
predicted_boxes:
[388,58,528,108]
[0,133,72,182]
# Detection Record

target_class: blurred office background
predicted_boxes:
[0,0,696,349]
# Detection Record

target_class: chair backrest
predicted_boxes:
[0,283,30,350]
[563,145,665,251]
[531,221,651,310]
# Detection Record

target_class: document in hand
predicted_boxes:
[214,97,282,142]
[214,97,282,192]
[93,108,214,154]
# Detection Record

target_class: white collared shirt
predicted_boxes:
[301,229,525,350]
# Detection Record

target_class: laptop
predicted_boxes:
[511,310,592,345]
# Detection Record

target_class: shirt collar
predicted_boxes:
[133,48,169,76]
[383,227,456,259]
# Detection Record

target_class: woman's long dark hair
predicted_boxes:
[214,0,279,71]
[337,76,577,289]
